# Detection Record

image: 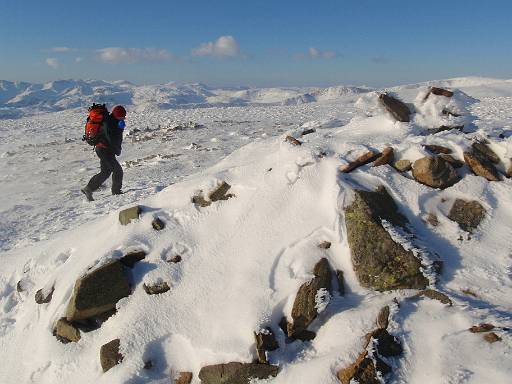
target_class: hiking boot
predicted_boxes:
[81,187,94,202]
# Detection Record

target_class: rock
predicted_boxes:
[418,289,452,306]
[143,282,170,295]
[345,186,428,291]
[469,323,495,333]
[431,125,464,134]
[209,181,234,202]
[301,128,316,136]
[119,250,146,268]
[439,154,464,168]
[152,217,165,230]
[426,213,439,227]
[336,270,345,296]
[472,142,500,164]
[423,144,452,154]
[318,240,331,249]
[412,156,460,189]
[339,150,379,173]
[119,206,141,225]
[379,93,411,122]
[254,328,279,364]
[168,255,182,263]
[285,135,302,146]
[507,159,512,178]
[198,362,279,384]
[100,339,124,372]
[287,258,333,338]
[192,193,211,207]
[376,306,390,330]
[427,87,454,98]
[35,286,54,304]
[66,260,131,322]
[54,317,81,343]
[337,350,387,384]
[442,109,461,117]
[369,328,403,357]
[463,151,501,181]
[483,332,502,343]
[292,330,317,341]
[448,199,486,232]
[394,159,412,172]
[174,372,193,384]
[372,147,394,167]
[143,360,153,369]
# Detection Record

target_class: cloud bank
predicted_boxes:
[192,36,241,58]
[96,47,173,64]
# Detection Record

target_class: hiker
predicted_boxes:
[81,105,127,201]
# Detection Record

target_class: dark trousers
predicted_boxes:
[86,147,123,193]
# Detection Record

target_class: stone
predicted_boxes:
[100,339,123,372]
[209,181,234,202]
[412,156,460,189]
[287,258,333,338]
[376,305,390,330]
[344,186,428,291]
[198,362,279,384]
[372,147,394,167]
[66,260,131,322]
[301,128,316,136]
[168,255,182,263]
[379,93,411,122]
[119,206,141,225]
[439,154,464,168]
[463,151,501,181]
[143,360,153,369]
[54,317,81,343]
[426,213,439,227]
[483,332,502,343]
[285,135,302,146]
[143,282,170,295]
[472,142,500,164]
[192,193,211,207]
[427,87,454,98]
[369,328,403,357]
[507,159,512,178]
[35,286,54,304]
[394,159,412,172]
[442,109,461,117]
[337,350,387,384]
[423,144,452,154]
[431,125,464,134]
[254,328,279,364]
[318,240,331,249]
[339,150,379,173]
[119,250,146,268]
[448,199,486,232]
[469,323,495,333]
[152,217,165,230]
[336,270,345,296]
[292,330,317,341]
[174,372,193,384]
[418,289,452,306]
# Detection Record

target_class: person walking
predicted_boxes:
[81,105,126,201]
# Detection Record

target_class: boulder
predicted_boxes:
[379,94,411,122]
[198,362,279,384]
[423,144,452,154]
[66,260,131,322]
[152,217,165,230]
[344,186,428,291]
[372,147,394,167]
[472,142,500,164]
[174,372,193,384]
[143,282,170,295]
[337,350,388,384]
[412,156,460,189]
[439,154,464,168]
[376,305,390,330]
[426,213,439,227]
[54,317,81,343]
[448,199,486,232]
[484,332,502,343]
[35,285,54,304]
[424,87,454,99]
[368,328,403,357]
[287,258,333,338]
[120,250,146,268]
[394,159,412,172]
[100,339,123,372]
[469,323,495,333]
[168,255,182,263]
[119,206,141,225]
[285,135,302,146]
[463,151,501,181]
[254,328,279,364]
[339,150,379,173]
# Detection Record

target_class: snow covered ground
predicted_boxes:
[1,77,512,383]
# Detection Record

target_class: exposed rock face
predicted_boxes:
[152,217,165,230]
[344,187,428,291]
[254,328,279,364]
[35,286,54,304]
[394,159,412,172]
[174,372,193,384]
[66,260,131,322]
[119,206,141,225]
[448,199,486,232]
[463,151,501,181]
[54,317,81,343]
[119,250,146,268]
[423,144,452,154]
[198,362,279,384]
[472,142,499,164]
[379,93,411,122]
[372,147,394,167]
[100,339,123,372]
[287,258,333,338]
[143,282,170,295]
[412,156,460,189]
[285,135,302,146]
[339,151,379,173]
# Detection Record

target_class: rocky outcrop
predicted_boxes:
[143,282,170,295]
[53,317,81,343]
[344,186,428,291]
[463,151,501,181]
[412,156,460,189]
[35,286,54,304]
[448,199,486,232]
[254,328,279,364]
[198,362,279,384]
[119,206,141,225]
[372,147,394,167]
[66,260,131,322]
[379,94,411,122]
[100,339,124,372]
[339,150,379,173]
[120,250,146,268]
[287,258,333,339]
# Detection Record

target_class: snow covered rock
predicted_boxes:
[192,181,234,208]
[198,362,279,384]
[337,349,389,384]
[448,199,486,232]
[423,144,452,154]
[174,371,193,384]
[119,250,147,268]
[463,151,501,181]
[151,217,166,230]
[394,159,412,172]
[53,317,81,343]
[339,150,379,173]
[415,289,453,306]
[372,147,394,167]
[254,327,279,364]
[65,260,131,322]
[344,186,428,291]
[412,156,460,189]
[287,258,333,339]
[439,154,464,168]
[118,206,141,225]
[472,142,500,164]
[379,93,411,122]
[143,281,170,295]
[100,339,123,372]
[34,285,54,304]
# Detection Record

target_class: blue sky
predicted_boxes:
[1,0,511,87]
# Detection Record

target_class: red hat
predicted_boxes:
[112,105,126,119]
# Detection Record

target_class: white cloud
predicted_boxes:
[46,58,59,69]
[308,47,337,59]
[192,35,241,58]
[50,47,75,53]
[96,47,172,64]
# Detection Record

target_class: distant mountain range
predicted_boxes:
[0,79,371,118]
